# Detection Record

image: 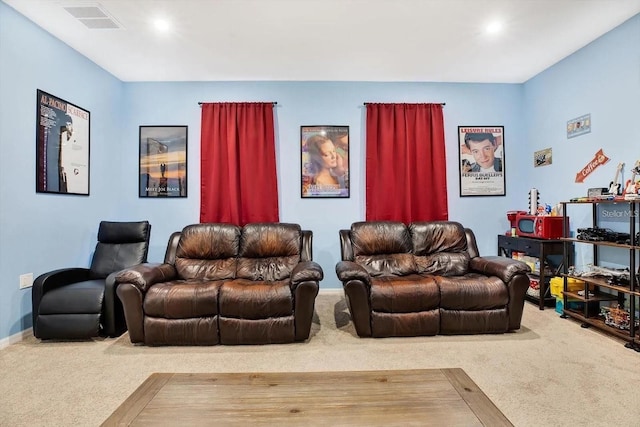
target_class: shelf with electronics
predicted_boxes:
[500,189,569,310]
[559,161,640,350]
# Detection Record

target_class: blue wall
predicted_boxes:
[524,13,640,207]
[121,81,525,279]
[1,1,638,341]
[523,14,640,269]
[1,2,125,340]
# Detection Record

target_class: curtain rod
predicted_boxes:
[363,102,445,106]
[198,101,277,106]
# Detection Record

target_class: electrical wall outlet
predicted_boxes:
[19,273,33,289]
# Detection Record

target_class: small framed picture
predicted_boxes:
[36,90,90,195]
[139,126,187,198]
[567,114,591,139]
[301,125,349,198]
[534,148,552,167]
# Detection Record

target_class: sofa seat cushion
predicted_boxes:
[440,309,509,334]
[144,316,219,346]
[370,274,439,313]
[144,280,222,318]
[38,280,104,314]
[437,274,508,310]
[219,279,293,319]
[371,310,439,337]
[219,316,295,345]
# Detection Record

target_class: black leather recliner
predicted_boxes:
[32,221,151,339]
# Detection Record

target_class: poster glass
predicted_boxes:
[139,126,188,198]
[301,125,349,198]
[36,90,90,195]
[458,126,505,197]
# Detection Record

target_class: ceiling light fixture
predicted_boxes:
[485,20,503,34]
[152,18,171,33]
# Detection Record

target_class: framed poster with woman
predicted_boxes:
[301,125,349,198]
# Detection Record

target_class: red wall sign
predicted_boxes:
[575,149,610,183]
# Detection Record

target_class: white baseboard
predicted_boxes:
[0,327,33,350]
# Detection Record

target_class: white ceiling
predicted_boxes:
[4,0,640,83]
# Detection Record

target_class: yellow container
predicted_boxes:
[550,277,585,297]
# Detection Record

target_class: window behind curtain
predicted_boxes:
[365,103,448,222]
[200,102,279,225]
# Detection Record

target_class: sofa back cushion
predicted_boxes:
[410,221,470,276]
[175,223,240,280]
[350,221,416,277]
[237,223,302,281]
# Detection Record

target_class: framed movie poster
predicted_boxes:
[458,126,505,197]
[301,125,349,198]
[139,126,187,198]
[36,90,90,195]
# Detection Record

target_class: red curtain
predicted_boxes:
[200,103,279,225]
[365,103,448,222]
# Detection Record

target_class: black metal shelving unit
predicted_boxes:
[497,235,565,310]
[560,200,639,350]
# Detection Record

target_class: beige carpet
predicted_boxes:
[1,291,639,426]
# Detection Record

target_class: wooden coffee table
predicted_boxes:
[102,368,512,426]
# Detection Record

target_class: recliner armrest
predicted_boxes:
[33,268,92,293]
[32,268,93,329]
[291,261,324,283]
[115,263,177,292]
[336,261,371,285]
[469,256,531,283]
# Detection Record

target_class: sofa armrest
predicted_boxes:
[291,261,324,283]
[469,256,531,283]
[115,263,177,292]
[335,261,371,285]
[336,261,372,337]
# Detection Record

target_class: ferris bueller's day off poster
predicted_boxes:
[36,90,90,195]
[458,126,505,197]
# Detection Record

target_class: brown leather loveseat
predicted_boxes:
[336,221,530,338]
[115,223,322,346]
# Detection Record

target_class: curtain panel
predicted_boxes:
[200,102,279,225]
[365,103,448,223]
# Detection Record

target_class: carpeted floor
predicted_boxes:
[1,291,639,426]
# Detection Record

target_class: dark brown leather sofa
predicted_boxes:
[115,223,322,346]
[336,221,530,338]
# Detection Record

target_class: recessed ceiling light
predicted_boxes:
[485,21,503,34]
[152,18,171,33]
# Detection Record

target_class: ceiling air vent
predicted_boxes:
[64,4,122,29]
[78,18,119,29]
